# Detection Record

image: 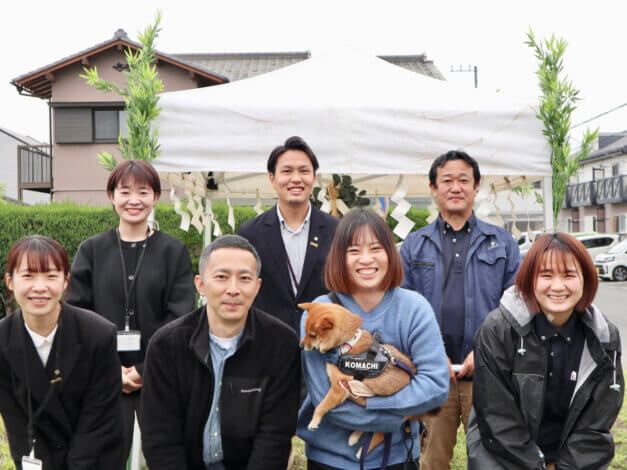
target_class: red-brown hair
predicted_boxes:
[5,236,70,298]
[325,209,403,294]
[106,160,161,196]
[515,232,598,313]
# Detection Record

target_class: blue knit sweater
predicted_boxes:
[297,287,449,469]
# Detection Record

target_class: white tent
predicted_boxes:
[152,49,552,235]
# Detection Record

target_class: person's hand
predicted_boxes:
[456,351,474,379]
[121,366,142,393]
[447,356,457,384]
[546,463,555,470]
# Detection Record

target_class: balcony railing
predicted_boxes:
[564,175,627,208]
[568,181,596,207]
[18,144,51,201]
[596,175,627,205]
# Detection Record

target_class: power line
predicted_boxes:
[572,101,627,128]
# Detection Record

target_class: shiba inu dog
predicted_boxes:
[300,301,439,456]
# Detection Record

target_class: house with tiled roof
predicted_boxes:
[561,131,627,234]
[12,29,445,205]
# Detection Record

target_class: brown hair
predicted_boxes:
[515,232,598,313]
[325,209,403,294]
[106,160,161,196]
[5,236,70,298]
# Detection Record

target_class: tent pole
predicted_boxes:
[542,176,554,232]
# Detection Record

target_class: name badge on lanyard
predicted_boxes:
[116,229,148,353]
[22,448,43,469]
[22,456,43,470]
[117,330,141,352]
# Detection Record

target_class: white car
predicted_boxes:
[516,231,543,258]
[574,233,620,259]
[595,239,627,282]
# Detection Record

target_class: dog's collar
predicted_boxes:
[339,329,362,355]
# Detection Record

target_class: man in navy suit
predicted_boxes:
[238,136,338,334]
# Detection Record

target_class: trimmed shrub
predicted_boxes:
[0,202,428,317]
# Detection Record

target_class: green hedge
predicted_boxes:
[0,202,428,317]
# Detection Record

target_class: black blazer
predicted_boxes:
[0,303,124,470]
[238,205,339,333]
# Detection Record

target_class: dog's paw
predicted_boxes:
[355,447,363,459]
[348,431,362,446]
[307,421,320,431]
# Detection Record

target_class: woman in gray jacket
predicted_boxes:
[467,232,623,470]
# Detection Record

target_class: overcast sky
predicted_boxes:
[2,0,626,144]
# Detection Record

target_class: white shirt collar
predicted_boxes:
[276,203,312,233]
[24,323,58,348]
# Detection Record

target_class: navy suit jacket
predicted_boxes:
[238,205,339,333]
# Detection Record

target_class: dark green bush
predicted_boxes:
[0,202,428,317]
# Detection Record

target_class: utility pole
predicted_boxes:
[450,65,478,88]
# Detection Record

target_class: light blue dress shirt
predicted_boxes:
[203,330,243,469]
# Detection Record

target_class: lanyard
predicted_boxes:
[20,312,62,455]
[116,228,149,331]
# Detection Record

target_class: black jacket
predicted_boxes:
[237,205,338,333]
[467,287,624,470]
[0,303,124,470]
[67,229,196,374]
[139,305,300,470]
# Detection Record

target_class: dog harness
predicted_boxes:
[338,331,393,380]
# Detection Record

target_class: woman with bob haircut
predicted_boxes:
[467,232,623,470]
[0,236,124,469]
[67,160,196,459]
[297,209,449,470]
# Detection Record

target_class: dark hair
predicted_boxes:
[428,150,481,188]
[515,232,598,313]
[266,136,319,174]
[106,160,161,196]
[5,236,70,298]
[325,209,403,293]
[198,234,262,277]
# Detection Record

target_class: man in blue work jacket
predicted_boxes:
[400,150,521,470]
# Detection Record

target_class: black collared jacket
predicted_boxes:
[139,305,300,470]
[67,229,196,374]
[0,303,124,470]
[467,286,624,470]
[237,205,339,333]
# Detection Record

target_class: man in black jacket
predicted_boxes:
[238,136,338,334]
[140,235,300,470]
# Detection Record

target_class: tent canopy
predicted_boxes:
[153,49,550,199]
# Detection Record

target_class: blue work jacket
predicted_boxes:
[400,217,521,361]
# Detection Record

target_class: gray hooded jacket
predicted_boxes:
[467,286,624,470]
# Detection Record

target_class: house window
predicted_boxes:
[54,106,127,144]
[94,109,127,141]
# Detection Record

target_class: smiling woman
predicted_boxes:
[0,236,125,469]
[468,233,624,470]
[66,160,196,461]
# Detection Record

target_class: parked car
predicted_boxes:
[516,231,543,258]
[595,239,627,282]
[574,233,619,259]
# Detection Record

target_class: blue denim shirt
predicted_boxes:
[400,216,521,361]
[203,330,243,468]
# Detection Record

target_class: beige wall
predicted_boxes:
[50,47,202,204]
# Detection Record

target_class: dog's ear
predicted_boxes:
[298,302,313,311]
[319,316,334,330]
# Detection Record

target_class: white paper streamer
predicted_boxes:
[254,189,263,216]
[316,183,331,214]
[390,176,415,240]
[170,187,190,231]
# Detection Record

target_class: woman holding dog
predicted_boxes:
[467,233,623,470]
[297,209,449,469]
[67,160,196,461]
